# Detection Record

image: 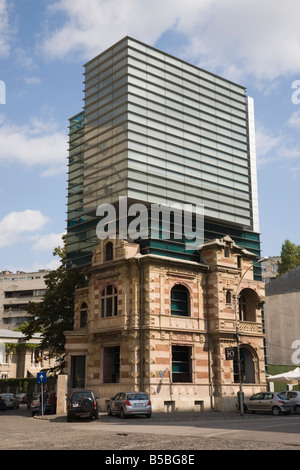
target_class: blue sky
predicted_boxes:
[0,0,299,272]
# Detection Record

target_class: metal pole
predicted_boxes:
[235,256,268,416]
[41,383,43,416]
[234,281,244,416]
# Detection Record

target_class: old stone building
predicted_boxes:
[64,236,266,412]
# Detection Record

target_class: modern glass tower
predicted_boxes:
[66,37,261,274]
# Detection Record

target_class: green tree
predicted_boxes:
[277,239,300,275]
[23,236,84,372]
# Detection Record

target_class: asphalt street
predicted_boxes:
[1,404,300,452]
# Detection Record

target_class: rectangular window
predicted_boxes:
[103,346,120,383]
[70,355,86,388]
[172,346,192,383]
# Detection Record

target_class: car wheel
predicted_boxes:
[120,407,127,419]
[272,406,281,416]
[107,406,112,416]
[295,405,300,415]
[80,398,93,412]
[67,414,73,422]
[146,414,151,418]
[243,404,248,413]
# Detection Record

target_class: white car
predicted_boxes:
[0,393,19,409]
[280,391,300,414]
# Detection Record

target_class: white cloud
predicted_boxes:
[0,210,49,248]
[287,110,300,128]
[0,0,14,58]
[41,0,300,83]
[41,0,181,60]
[255,122,300,174]
[255,125,281,158]
[31,232,65,252]
[0,115,67,175]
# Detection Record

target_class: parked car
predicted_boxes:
[107,391,152,419]
[0,393,19,409]
[30,393,56,416]
[16,393,27,403]
[30,393,42,416]
[243,392,293,415]
[0,396,7,410]
[280,390,300,414]
[67,390,99,422]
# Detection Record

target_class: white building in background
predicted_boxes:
[264,265,300,372]
[0,329,57,379]
[261,257,281,284]
[0,270,50,330]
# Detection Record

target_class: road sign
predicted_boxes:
[225,347,237,360]
[37,372,47,383]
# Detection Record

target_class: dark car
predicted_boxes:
[107,391,152,419]
[67,390,99,422]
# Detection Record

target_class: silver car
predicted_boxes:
[107,391,152,419]
[243,392,293,415]
[280,391,300,414]
[0,393,19,410]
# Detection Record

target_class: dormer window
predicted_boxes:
[104,241,113,261]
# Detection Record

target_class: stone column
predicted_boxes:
[56,374,68,414]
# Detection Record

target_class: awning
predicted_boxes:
[266,367,300,383]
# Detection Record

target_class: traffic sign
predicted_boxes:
[225,347,237,360]
[37,372,47,383]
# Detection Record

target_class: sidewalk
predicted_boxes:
[34,409,253,421]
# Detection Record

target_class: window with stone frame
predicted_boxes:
[171,284,190,316]
[80,302,88,327]
[226,290,232,304]
[101,285,118,317]
[104,241,113,261]
[103,346,120,383]
[70,355,86,388]
[172,345,192,383]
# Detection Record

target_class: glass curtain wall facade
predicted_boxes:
[66,37,261,272]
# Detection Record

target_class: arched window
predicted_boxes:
[171,284,190,316]
[226,290,231,304]
[238,288,259,322]
[104,242,113,261]
[101,285,118,317]
[80,302,88,327]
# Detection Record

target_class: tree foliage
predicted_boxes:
[277,239,300,276]
[22,236,84,372]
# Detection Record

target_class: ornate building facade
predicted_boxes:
[64,236,266,412]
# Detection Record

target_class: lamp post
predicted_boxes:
[234,256,268,415]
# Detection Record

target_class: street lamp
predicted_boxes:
[234,256,268,415]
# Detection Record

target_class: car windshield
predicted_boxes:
[127,394,148,400]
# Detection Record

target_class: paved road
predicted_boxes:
[1,404,300,451]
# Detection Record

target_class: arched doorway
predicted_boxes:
[234,346,256,384]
